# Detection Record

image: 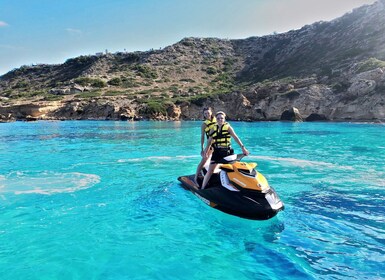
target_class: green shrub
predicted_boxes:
[1,89,13,97]
[74,77,106,88]
[206,66,217,75]
[65,55,94,66]
[13,81,29,89]
[104,91,123,96]
[74,77,94,86]
[134,64,158,79]
[91,79,107,88]
[143,101,166,115]
[44,95,64,101]
[181,40,193,47]
[211,47,220,55]
[75,91,101,98]
[213,73,231,83]
[357,58,385,73]
[278,77,296,84]
[121,77,139,88]
[137,89,157,95]
[179,78,195,83]
[190,94,210,106]
[8,90,45,99]
[169,86,179,94]
[107,77,122,86]
[223,58,236,71]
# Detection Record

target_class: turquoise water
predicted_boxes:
[0,121,384,280]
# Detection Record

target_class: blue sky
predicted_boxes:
[0,0,377,75]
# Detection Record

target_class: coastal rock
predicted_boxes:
[347,79,376,95]
[352,68,384,83]
[25,115,39,121]
[252,108,267,120]
[0,113,15,122]
[70,85,84,94]
[166,104,181,120]
[0,102,62,120]
[381,71,385,82]
[329,88,385,121]
[49,85,85,95]
[119,108,136,121]
[280,107,303,122]
[49,88,71,95]
[305,113,328,121]
[254,84,333,120]
[292,77,318,88]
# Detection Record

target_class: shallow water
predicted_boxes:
[0,121,384,279]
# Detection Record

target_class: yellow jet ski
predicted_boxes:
[178,154,284,220]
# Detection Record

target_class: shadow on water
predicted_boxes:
[244,240,316,279]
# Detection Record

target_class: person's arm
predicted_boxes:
[200,123,206,156]
[228,126,249,155]
[204,130,214,157]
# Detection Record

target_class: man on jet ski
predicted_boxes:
[200,111,249,189]
[194,107,217,183]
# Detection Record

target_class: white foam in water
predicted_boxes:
[0,171,100,195]
[117,155,198,163]
[248,155,354,170]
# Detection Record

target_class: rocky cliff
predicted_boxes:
[1,0,385,122]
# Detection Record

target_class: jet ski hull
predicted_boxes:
[178,174,284,220]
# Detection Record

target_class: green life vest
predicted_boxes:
[211,123,231,148]
[204,117,217,138]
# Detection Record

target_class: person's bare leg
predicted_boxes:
[194,157,207,183]
[194,148,213,184]
[201,163,216,189]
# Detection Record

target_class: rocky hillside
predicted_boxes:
[1,0,385,122]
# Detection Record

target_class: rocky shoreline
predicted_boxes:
[1,72,384,123]
[1,66,385,123]
[2,66,385,123]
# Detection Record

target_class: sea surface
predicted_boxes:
[0,120,384,280]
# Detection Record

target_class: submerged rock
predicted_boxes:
[280,107,303,122]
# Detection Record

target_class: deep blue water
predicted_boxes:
[0,121,384,279]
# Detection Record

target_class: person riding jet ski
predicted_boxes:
[178,154,284,220]
[194,107,217,183]
[178,111,284,220]
[200,111,249,190]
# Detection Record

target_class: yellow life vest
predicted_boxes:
[204,117,217,138]
[211,123,231,148]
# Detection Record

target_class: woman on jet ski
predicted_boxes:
[194,107,217,183]
[200,111,249,189]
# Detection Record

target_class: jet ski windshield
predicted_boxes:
[223,153,245,163]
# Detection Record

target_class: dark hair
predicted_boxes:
[203,107,212,113]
